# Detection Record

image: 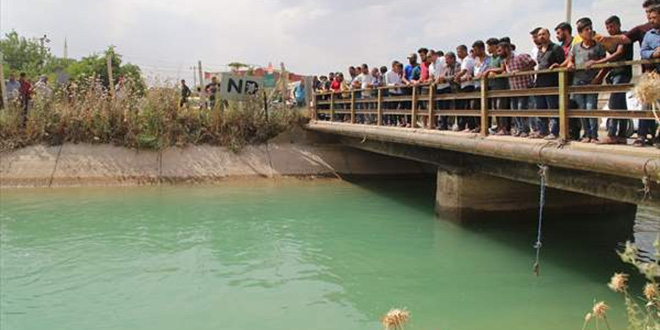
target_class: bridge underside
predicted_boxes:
[306,121,659,222]
[342,137,642,221]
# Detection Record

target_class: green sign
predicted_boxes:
[264,73,275,88]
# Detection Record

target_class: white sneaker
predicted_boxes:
[544,134,558,140]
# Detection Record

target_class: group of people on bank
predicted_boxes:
[5,72,52,118]
[314,0,660,148]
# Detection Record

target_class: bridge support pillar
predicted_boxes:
[435,168,636,223]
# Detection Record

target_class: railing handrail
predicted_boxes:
[311,59,659,141]
[313,59,660,96]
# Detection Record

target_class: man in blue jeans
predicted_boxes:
[592,16,635,144]
[534,28,565,139]
[639,5,660,147]
[563,18,608,143]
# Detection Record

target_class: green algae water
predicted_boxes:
[0,180,644,330]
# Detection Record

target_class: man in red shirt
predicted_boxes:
[18,72,32,125]
[330,74,341,92]
[555,22,576,58]
[418,48,430,83]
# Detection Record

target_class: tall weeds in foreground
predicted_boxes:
[583,239,660,330]
[0,79,304,152]
[381,308,410,330]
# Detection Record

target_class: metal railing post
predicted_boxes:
[428,85,435,129]
[411,86,418,128]
[480,77,489,137]
[558,70,570,141]
[330,92,335,122]
[377,89,383,126]
[350,90,356,124]
[311,93,317,121]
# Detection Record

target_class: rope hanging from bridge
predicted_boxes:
[533,165,548,277]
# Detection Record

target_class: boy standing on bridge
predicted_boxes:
[564,17,607,143]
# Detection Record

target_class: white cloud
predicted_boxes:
[2,0,647,83]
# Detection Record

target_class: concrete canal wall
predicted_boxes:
[0,139,432,187]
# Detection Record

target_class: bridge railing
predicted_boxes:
[311,59,660,140]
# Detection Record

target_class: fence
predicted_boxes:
[311,59,660,141]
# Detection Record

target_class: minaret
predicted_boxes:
[63,37,68,60]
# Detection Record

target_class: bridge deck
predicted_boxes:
[306,121,660,183]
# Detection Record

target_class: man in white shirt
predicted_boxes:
[429,50,446,81]
[354,63,375,123]
[383,61,403,125]
[355,64,375,94]
[472,41,492,132]
[454,44,477,132]
[385,61,402,90]
[434,52,461,130]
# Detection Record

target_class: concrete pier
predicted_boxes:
[435,168,637,222]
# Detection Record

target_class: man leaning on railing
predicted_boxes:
[635,5,660,148]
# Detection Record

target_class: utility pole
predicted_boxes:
[0,51,6,108]
[191,65,197,87]
[107,53,115,98]
[565,0,572,23]
[198,60,206,108]
[63,37,68,60]
[38,34,50,67]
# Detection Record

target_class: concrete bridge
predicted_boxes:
[306,121,659,221]
[307,60,660,221]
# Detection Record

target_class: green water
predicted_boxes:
[0,181,641,330]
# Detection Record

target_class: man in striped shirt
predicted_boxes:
[502,42,537,137]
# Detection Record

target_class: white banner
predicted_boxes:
[220,75,264,101]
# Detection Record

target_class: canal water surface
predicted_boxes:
[0,180,647,330]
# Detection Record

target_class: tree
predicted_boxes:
[228,62,249,70]
[0,30,50,77]
[0,31,144,94]
[66,47,145,95]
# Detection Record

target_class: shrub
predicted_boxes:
[0,80,304,152]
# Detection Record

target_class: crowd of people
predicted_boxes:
[313,0,660,148]
[4,72,53,124]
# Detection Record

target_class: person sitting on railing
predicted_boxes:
[434,52,461,130]
[594,15,635,145]
[639,4,660,148]
[454,45,478,132]
[483,38,512,136]
[536,28,566,139]
[502,42,537,138]
[561,17,608,144]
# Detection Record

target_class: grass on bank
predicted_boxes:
[0,78,306,152]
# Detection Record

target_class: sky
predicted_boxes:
[1,0,647,83]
